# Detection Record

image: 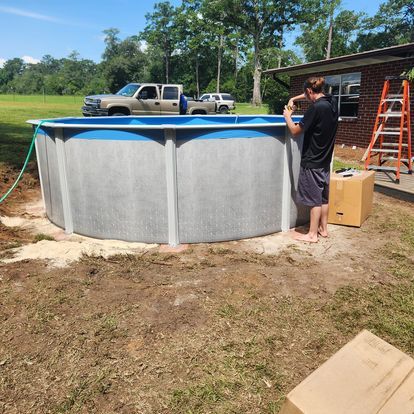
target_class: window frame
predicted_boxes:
[325,72,361,119]
[162,86,179,100]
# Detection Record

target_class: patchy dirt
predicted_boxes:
[334,145,365,166]
[0,162,39,216]
[1,160,413,413]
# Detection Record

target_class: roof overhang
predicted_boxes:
[264,43,414,77]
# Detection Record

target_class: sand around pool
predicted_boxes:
[1,199,157,267]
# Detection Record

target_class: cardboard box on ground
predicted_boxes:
[279,330,414,414]
[328,171,375,227]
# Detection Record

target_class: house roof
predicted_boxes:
[264,42,414,77]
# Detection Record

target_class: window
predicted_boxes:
[116,83,140,97]
[213,94,220,100]
[138,86,158,100]
[163,86,179,100]
[325,72,361,117]
[221,94,234,101]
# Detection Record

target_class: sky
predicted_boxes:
[0,0,383,67]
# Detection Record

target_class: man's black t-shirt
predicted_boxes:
[299,95,338,169]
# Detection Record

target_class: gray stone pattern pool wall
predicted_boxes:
[34,126,308,245]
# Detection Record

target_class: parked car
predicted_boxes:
[82,83,216,116]
[199,93,236,114]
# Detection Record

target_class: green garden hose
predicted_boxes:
[0,120,48,204]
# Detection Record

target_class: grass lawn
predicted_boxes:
[233,102,269,115]
[0,95,82,167]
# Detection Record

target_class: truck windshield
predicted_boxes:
[116,84,140,97]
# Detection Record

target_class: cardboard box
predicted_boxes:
[328,170,375,227]
[279,330,414,414]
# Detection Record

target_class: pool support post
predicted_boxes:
[164,127,180,246]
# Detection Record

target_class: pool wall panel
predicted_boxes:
[64,137,168,243]
[176,136,285,243]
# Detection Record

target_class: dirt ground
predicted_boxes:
[1,157,413,413]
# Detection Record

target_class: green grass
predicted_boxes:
[332,158,362,171]
[233,102,269,115]
[0,95,82,168]
[33,233,55,243]
[329,214,414,355]
[0,94,84,104]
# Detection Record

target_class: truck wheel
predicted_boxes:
[219,106,229,114]
[111,112,128,116]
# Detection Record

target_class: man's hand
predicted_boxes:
[283,105,293,120]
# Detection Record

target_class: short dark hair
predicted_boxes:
[303,77,325,93]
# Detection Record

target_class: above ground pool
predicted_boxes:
[28,115,308,245]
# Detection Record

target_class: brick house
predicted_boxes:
[264,43,414,152]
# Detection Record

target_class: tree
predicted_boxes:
[175,0,209,97]
[199,0,234,93]
[102,28,121,61]
[101,30,148,92]
[140,2,178,83]
[261,48,301,113]
[357,0,414,51]
[60,51,98,95]
[295,1,364,62]
[0,58,25,90]
[222,0,303,106]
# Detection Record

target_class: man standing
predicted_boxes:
[179,93,188,115]
[283,76,338,242]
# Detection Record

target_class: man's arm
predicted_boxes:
[283,108,303,137]
[288,93,305,109]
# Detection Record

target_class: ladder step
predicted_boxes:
[387,94,404,98]
[383,127,408,131]
[367,166,397,172]
[376,131,401,135]
[382,143,408,147]
[381,157,409,162]
[382,99,403,102]
[378,113,404,117]
[373,149,399,153]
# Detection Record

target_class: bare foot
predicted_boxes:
[293,233,318,243]
[318,227,328,238]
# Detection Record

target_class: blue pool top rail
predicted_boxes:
[27,114,303,130]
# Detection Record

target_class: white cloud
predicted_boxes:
[0,6,101,29]
[0,6,61,23]
[0,58,6,68]
[22,56,40,65]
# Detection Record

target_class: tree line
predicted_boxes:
[0,0,412,111]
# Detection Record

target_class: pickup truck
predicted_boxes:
[82,83,216,116]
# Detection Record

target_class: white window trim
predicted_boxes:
[326,72,361,119]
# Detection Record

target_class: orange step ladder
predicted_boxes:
[364,76,412,184]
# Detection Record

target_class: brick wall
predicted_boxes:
[289,58,414,152]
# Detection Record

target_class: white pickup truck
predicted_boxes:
[82,83,217,116]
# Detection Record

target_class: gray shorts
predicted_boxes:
[297,166,330,207]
